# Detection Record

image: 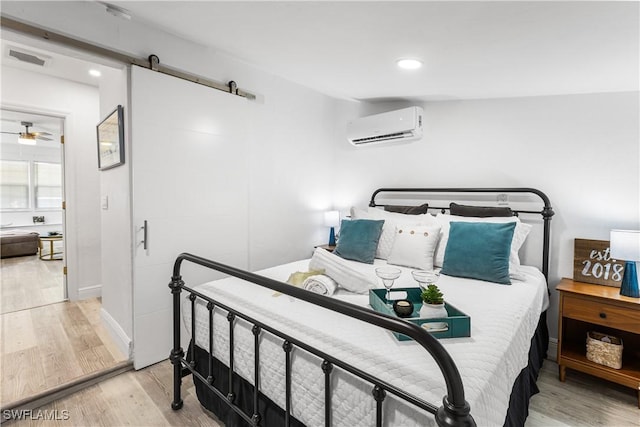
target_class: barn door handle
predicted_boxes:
[141,220,148,250]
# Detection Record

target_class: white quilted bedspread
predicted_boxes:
[183,259,547,427]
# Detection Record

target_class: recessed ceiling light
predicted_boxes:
[396,59,423,70]
[89,69,102,77]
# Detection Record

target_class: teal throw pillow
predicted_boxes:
[334,219,384,264]
[441,221,516,284]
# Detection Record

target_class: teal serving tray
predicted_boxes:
[369,287,471,341]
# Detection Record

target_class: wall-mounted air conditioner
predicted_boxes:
[346,106,423,146]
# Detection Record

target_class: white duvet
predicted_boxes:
[184,258,547,427]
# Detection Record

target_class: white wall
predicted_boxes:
[97,65,133,355]
[333,92,640,338]
[1,66,102,299]
[247,80,347,269]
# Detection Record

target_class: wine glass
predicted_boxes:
[411,270,439,291]
[375,267,402,304]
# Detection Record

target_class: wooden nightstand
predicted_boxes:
[314,244,336,253]
[557,278,640,407]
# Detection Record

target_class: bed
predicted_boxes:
[168,188,554,427]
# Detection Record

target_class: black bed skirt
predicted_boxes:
[189,312,549,427]
[189,344,305,427]
[503,311,549,427]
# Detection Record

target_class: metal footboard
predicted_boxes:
[169,253,475,427]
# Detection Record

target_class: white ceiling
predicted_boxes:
[0,1,637,102]
[107,1,639,101]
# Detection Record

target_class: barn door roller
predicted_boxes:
[1,16,257,100]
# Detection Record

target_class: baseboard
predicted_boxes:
[78,284,102,300]
[100,308,132,359]
[547,338,558,361]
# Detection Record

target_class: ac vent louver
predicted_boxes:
[352,132,411,144]
[8,49,47,66]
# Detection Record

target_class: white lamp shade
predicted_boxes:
[324,210,340,228]
[610,229,640,262]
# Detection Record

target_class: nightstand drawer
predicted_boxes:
[563,294,640,334]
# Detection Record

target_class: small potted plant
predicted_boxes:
[419,284,448,319]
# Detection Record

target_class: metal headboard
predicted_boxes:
[369,187,554,280]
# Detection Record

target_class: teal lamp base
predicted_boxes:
[620,261,639,298]
[328,227,336,246]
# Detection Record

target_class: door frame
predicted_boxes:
[1,103,69,298]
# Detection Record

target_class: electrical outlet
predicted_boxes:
[497,194,509,205]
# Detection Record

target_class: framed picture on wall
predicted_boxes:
[97,105,124,170]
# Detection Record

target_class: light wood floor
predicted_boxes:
[1,254,65,314]
[0,298,128,407]
[1,359,222,426]
[527,361,639,426]
[2,359,637,426]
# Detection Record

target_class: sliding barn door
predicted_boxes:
[130,66,251,368]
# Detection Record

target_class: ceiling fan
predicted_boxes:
[0,121,54,145]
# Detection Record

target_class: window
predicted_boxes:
[0,160,30,209]
[35,162,62,209]
[0,160,62,211]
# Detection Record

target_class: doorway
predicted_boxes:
[0,109,66,314]
[0,38,130,410]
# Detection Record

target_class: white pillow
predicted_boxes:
[349,206,369,219]
[387,225,441,270]
[350,206,438,260]
[433,213,532,279]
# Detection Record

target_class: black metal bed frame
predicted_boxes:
[369,188,554,280]
[169,187,553,427]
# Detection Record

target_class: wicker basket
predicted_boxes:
[586,331,623,369]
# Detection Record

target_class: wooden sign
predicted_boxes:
[574,239,626,287]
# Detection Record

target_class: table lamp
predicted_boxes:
[324,210,340,246]
[610,229,640,298]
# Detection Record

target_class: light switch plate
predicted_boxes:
[497,193,509,205]
[101,196,109,210]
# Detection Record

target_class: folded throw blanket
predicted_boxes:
[302,274,338,296]
[308,248,376,294]
[286,269,325,286]
[273,269,325,297]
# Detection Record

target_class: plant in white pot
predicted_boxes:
[419,284,448,319]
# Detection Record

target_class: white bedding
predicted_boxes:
[184,258,547,427]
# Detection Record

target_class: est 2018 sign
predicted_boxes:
[573,239,626,287]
